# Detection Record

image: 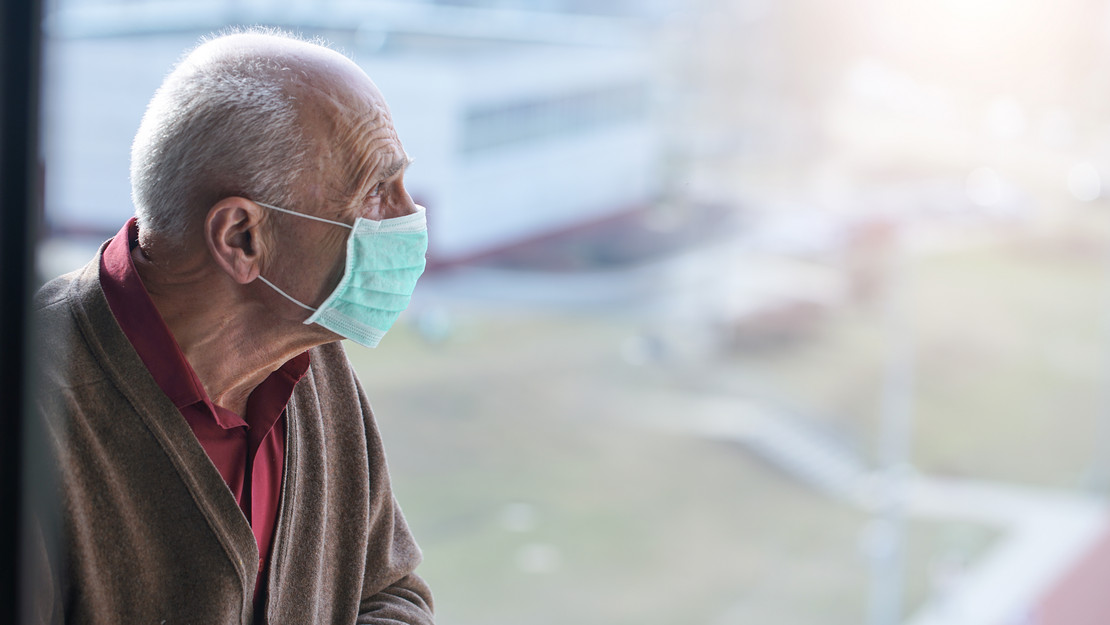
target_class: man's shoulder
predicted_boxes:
[34,258,99,314]
[34,261,102,349]
[32,257,117,384]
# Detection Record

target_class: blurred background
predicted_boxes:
[36,0,1110,623]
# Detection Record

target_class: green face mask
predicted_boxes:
[256,202,428,348]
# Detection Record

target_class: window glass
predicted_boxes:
[40,1,1110,623]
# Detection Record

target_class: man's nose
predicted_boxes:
[389,184,419,218]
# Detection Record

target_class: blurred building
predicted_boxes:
[43,0,666,264]
[361,31,659,262]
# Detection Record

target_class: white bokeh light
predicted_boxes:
[966,167,1003,207]
[1067,162,1101,202]
[986,97,1027,140]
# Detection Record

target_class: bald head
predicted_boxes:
[130,29,393,254]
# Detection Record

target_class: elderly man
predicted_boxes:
[32,30,434,624]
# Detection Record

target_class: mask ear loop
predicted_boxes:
[255,201,354,230]
[253,200,356,317]
[256,276,317,312]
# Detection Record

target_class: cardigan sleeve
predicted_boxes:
[357,571,435,624]
[352,453,435,623]
[345,348,435,623]
[355,487,434,623]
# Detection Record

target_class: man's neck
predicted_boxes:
[132,245,318,416]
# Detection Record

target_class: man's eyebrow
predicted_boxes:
[377,155,414,183]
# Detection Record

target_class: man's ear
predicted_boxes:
[205,197,265,285]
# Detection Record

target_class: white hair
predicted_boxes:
[130,29,316,251]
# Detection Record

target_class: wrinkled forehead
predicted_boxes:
[294,65,403,203]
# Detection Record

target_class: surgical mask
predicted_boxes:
[255,201,428,348]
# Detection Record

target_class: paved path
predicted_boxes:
[609,387,1110,625]
[903,478,1107,625]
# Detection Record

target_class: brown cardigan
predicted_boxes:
[29,249,434,624]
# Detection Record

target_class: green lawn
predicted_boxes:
[910,239,1106,486]
[684,232,1109,489]
[347,301,999,624]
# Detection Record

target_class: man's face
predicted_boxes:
[263,58,419,333]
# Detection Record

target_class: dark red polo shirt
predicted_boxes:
[99,218,309,603]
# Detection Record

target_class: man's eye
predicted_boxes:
[368,182,383,198]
